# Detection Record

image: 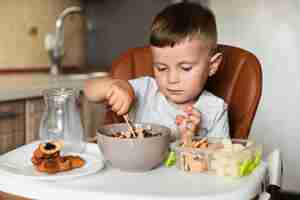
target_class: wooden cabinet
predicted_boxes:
[25,97,44,144]
[0,100,25,154]
[0,98,45,154]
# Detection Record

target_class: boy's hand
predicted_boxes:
[176,105,201,134]
[106,80,135,116]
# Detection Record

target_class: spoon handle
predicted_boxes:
[123,114,137,138]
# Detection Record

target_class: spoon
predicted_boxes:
[123,114,137,138]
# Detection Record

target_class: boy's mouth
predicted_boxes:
[167,89,184,94]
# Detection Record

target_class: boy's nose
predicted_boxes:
[167,70,180,84]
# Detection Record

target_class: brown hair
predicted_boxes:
[150,2,217,50]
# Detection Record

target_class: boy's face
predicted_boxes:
[151,38,219,107]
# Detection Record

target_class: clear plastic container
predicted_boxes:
[39,88,86,154]
[171,137,262,177]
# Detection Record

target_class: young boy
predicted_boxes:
[84,2,229,139]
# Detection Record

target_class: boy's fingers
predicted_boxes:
[191,108,201,118]
[189,115,201,125]
[106,86,115,100]
[108,92,118,106]
[180,118,190,129]
[180,117,198,132]
[115,92,134,115]
[118,101,130,116]
[111,99,123,114]
[177,109,200,134]
[176,115,185,125]
[183,105,193,115]
[117,104,126,116]
[186,105,193,111]
[183,106,201,117]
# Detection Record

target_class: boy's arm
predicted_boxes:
[84,77,135,115]
[83,77,129,102]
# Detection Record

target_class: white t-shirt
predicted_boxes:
[129,76,229,139]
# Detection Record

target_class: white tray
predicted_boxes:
[0,141,267,200]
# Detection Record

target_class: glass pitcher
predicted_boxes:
[39,88,86,153]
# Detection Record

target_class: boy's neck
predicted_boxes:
[176,101,196,110]
[167,99,197,111]
[161,91,202,110]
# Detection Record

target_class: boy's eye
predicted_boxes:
[154,64,168,72]
[181,67,192,71]
[180,64,193,71]
[156,67,167,72]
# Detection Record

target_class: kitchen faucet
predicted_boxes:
[45,6,83,75]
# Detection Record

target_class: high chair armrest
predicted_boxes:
[266,149,282,200]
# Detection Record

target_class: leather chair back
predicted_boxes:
[105,45,262,139]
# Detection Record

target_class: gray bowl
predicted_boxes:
[97,123,171,172]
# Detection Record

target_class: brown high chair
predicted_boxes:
[104,44,262,139]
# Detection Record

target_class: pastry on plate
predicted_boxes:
[31,141,85,174]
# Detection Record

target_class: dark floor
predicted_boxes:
[279,191,300,200]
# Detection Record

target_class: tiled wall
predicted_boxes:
[0,0,86,69]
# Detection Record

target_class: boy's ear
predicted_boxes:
[208,52,223,77]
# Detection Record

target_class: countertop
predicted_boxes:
[0,72,108,102]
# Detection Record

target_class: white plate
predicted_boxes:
[0,142,104,181]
